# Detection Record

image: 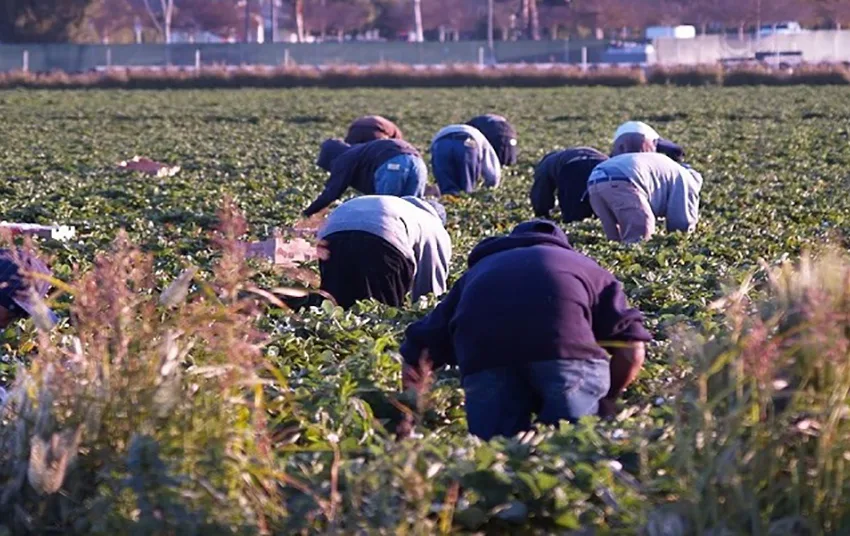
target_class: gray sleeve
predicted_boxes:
[666,170,702,232]
[411,224,452,300]
[481,141,502,188]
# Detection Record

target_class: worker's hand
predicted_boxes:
[424,184,441,197]
[401,349,431,391]
[316,240,331,261]
[598,397,618,420]
[401,363,417,391]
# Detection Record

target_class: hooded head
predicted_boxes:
[345,115,404,144]
[316,139,351,171]
[612,121,659,156]
[468,219,571,268]
[403,196,447,226]
[467,114,518,166]
[656,138,685,163]
[510,219,569,240]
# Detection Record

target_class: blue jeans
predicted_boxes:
[373,155,428,198]
[461,359,610,440]
[431,135,481,195]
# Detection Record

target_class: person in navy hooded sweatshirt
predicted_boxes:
[400,220,651,440]
[466,114,518,167]
[531,147,609,224]
[303,138,429,217]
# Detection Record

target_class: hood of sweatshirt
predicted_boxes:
[345,115,404,144]
[316,139,352,171]
[656,138,685,163]
[467,114,517,166]
[403,196,446,226]
[468,220,572,269]
[467,114,516,137]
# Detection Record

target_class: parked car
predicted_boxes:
[602,42,655,64]
[757,21,803,38]
[645,25,696,41]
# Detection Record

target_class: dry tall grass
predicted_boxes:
[0,201,288,534]
[2,63,846,89]
[660,250,850,533]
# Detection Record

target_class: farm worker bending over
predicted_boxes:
[531,147,608,224]
[400,220,650,440]
[467,114,518,166]
[587,121,703,243]
[0,249,58,329]
[345,115,404,145]
[316,195,451,309]
[430,124,501,196]
[304,138,429,217]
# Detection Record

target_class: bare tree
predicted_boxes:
[303,0,374,41]
[493,0,520,40]
[519,0,529,37]
[539,2,572,39]
[487,0,494,48]
[528,0,539,39]
[85,0,139,43]
[141,0,175,43]
[517,0,540,39]
[294,0,305,41]
[413,0,424,41]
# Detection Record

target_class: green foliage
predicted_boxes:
[0,87,849,532]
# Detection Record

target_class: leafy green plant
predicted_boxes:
[0,86,849,533]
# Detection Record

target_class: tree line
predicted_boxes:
[2,0,849,44]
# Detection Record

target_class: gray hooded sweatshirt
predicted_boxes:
[588,152,703,232]
[317,195,452,300]
[431,125,502,188]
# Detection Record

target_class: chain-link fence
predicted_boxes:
[2,32,845,73]
[0,40,610,73]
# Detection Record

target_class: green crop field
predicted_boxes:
[2,87,850,533]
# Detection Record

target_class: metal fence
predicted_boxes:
[1,31,847,73]
[0,40,610,73]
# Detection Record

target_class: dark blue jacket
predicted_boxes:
[531,147,607,224]
[305,139,421,216]
[401,220,651,376]
[467,114,517,166]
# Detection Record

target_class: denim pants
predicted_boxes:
[373,154,428,198]
[430,135,481,195]
[461,359,610,440]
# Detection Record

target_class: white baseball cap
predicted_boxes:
[613,121,660,142]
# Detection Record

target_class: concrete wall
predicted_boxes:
[0,41,609,73]
[654,30,850,65]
